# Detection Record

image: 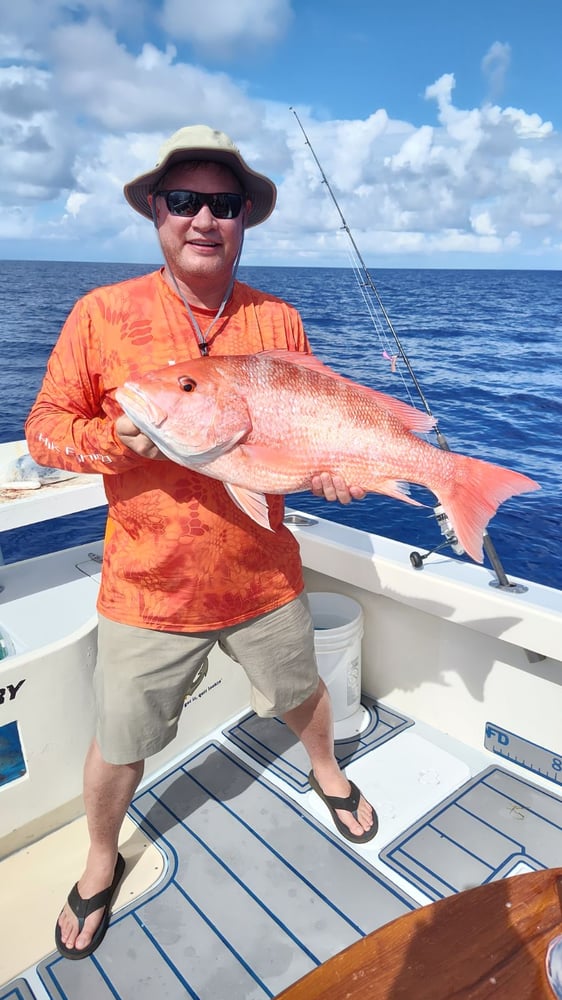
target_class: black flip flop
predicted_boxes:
[308,770,378,844]
[55,852,126,960]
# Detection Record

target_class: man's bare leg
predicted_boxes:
[282,679,373,837]
[57,739,144,952]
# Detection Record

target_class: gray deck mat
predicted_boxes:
[381,765,562,900]
[0,982,37,1000]
[223,697,413,792]
[32,741,416,999]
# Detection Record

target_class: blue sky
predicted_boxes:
[1,0,561,268]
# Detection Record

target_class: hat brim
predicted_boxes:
[124,147,276,228]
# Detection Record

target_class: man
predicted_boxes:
[26,125,376,961]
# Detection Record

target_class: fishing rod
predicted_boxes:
[290,106,520,592]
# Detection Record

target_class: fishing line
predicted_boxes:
[343,243,416,408]
[290,105,519,591]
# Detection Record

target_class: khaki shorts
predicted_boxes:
[93,593,319,764]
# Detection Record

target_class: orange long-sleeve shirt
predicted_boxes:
[25,269,310,631]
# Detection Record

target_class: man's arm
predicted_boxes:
[25,298,147,476]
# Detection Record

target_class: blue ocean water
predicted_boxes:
[0,260,560,588]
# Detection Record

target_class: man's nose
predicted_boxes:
[191,203,215,226]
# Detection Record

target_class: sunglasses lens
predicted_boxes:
[165,191,201,216]
[209,193,243,219]
[161,191,243,219]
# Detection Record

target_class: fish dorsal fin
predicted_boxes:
[258,351,435,434]
[224,483,273,531]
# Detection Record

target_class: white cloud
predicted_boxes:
[521,212,551,227]
[482,41,511,101]
[0,32,41,61]
[509,148,555,184]
[389,126,434,173]
[160,0,293,53]
[471,211,496,236]
[503,107,552,139]
[65,192,90,217]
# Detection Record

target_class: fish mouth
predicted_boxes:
[116,384,167,428]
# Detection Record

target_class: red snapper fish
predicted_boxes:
[115,350,540,563]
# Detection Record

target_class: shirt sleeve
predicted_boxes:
[25,295,143,476]
[284,301,312,354]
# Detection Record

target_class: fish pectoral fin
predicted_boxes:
[372,479,425,507]
[224,484,273,530]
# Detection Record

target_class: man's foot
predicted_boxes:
[55,852,125,959]
[308,769,378,843]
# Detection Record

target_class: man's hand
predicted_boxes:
[115,415,167,460]
[310,473,366,505]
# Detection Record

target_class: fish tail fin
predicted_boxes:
[437,455,540,563]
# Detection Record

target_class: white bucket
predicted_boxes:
[308,592,364,734]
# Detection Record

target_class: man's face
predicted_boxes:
[151,161,249,288]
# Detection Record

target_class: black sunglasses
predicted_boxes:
[155,189,244,219]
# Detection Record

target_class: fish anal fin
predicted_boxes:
[372,480,425,507]
[224,483,273,530]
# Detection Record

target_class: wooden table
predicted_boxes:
[276,867,562,999]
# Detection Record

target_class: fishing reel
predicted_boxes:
[410,505,464,569]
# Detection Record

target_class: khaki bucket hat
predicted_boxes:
[123,124,277,227]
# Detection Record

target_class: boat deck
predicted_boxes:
[3,698,561,999]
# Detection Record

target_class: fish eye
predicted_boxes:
[178,377,197,392]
